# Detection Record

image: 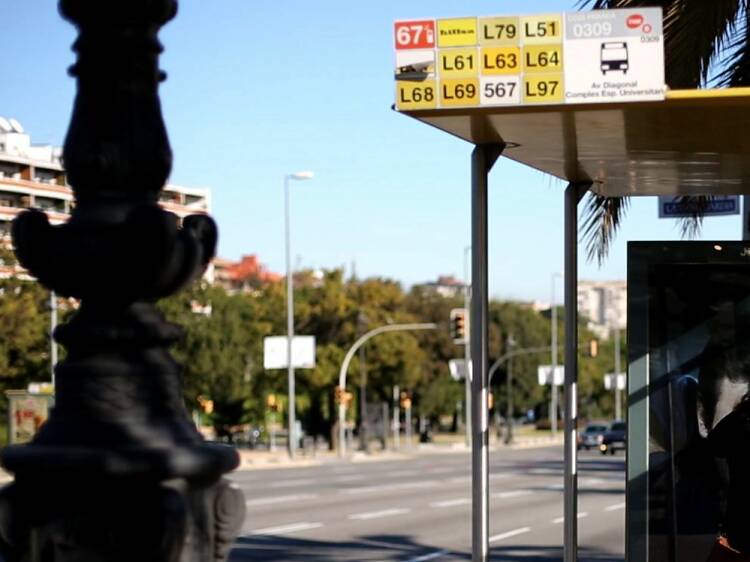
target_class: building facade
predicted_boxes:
[0,117,212,279]
[577,280,627,338]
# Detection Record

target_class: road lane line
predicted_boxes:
[605,502,626,511]
[552,512,589,524]
[489,527,531,543]
[493,490,532,499]
[348,508,410,520]
[447,476,470,483]
[430,498,470,508]
[246,494,318,506]
[248,522,323,536]
[403,550,449,562]
[490,473,511,480]
[269,478,314,489]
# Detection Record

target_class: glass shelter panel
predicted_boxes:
[628,242,750,562]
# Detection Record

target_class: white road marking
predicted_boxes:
[447,476,470,483]
[552,512,589,524]
[605,502,626,512]
[269,478,315,489]
[341,480,438,494]
[490,473,511,480]
[245,494,318,506]
[403,550,449,562]
[489,527,532,543]
[493,490,533,499]
[348,508,410,520]
[430,498,470,508]
[248,522,323,536]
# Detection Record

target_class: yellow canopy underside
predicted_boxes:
[400,88,750,197]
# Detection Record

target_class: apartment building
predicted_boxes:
[0,117,211,279]
[577,280,627,339]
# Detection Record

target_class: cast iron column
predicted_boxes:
[0,1,245,560]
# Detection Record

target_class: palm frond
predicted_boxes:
[581,194,630,266]
[674,195,711,238]
[713,9,750,87]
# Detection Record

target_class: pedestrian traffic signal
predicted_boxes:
[450,308,468,344]
[343,391,354,409]
[488,392,494,410]
[400,391,412,409]
[588,339,599,358]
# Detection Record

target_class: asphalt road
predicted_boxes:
[228,445,625,561]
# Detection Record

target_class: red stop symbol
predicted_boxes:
[627,14,644,29]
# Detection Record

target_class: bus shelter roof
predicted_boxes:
[399,88,750,197]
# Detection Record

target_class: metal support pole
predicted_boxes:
[614,328,622,420]
[471,144,503,562]
[551,274,560,436]
[393,385,400,450]
[564,181,590,562]
[50,290,58,388]
[504,353,513,444]
[284,175,297,459]
[743,195,750,240]
[405,402,412,448]
[464,245,472,447]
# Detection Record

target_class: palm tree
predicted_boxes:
[580,0,750,263]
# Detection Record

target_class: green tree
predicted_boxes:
[0,247,50,394]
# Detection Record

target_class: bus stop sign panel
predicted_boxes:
[394,8,664,111]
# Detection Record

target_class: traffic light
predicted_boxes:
[334,385,344,404]
[588,339,599,358]
[400,391,412,409]
[343,391,354,409]
[197,395,214,414]
[488,392,494,410]
[450,308,468,344]
[267,394,278,412]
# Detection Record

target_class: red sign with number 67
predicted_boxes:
[394,20,436,50]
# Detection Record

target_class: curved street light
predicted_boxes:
[337,322,437,457]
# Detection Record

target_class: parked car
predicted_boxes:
[577,423,609,450]
[600,421,627,455]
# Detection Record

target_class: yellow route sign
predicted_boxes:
[394,8,665,111]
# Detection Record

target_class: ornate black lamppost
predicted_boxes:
[0,1,244,560]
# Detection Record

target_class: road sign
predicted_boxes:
[604,372,626,390]
[658,195,740,218]
[394,8,664,111]
[537,365,564,386]
[448,358,472,381]
[263,336,316,370]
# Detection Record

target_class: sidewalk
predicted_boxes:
[236,432,564,470]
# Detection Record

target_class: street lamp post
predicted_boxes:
[551,272,563,436]
[504,334,516,445]
[284,170,313,459]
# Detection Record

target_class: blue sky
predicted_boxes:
[0,1,742,301]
